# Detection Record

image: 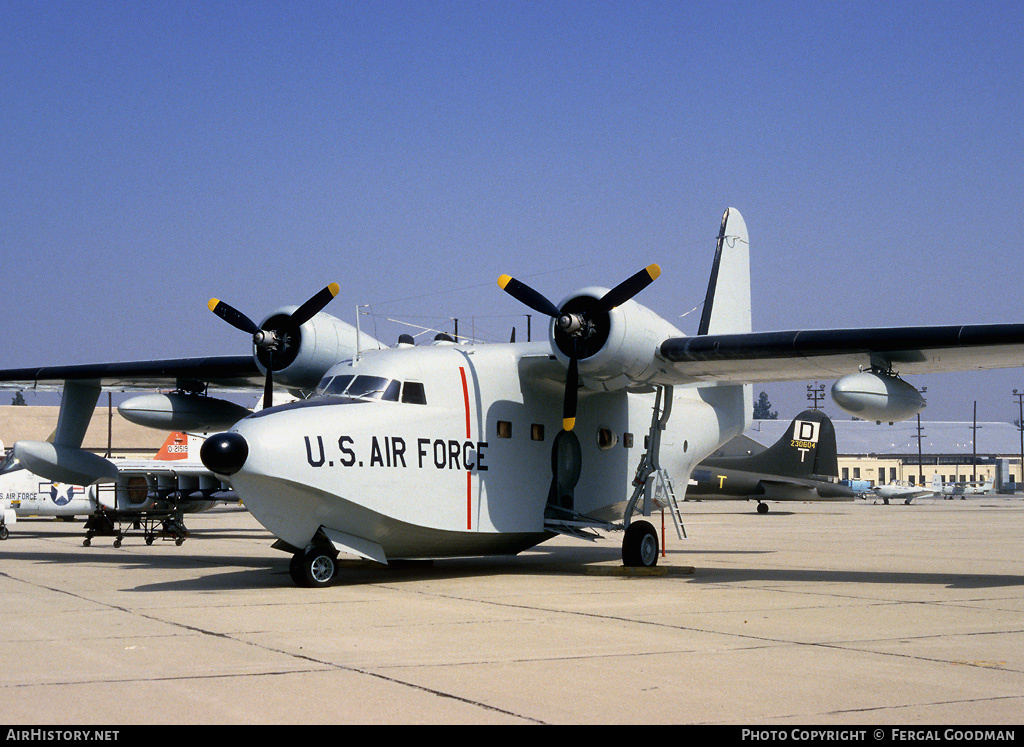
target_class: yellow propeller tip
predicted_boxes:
[647,264,661,280]
[208,298,220,312]
[497,274,512,289]
[328,282,340,296]
[563,417,576,431]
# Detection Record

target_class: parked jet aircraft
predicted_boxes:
[686,409,854,513]
[2,208,1024,586]
[0,432,234,544]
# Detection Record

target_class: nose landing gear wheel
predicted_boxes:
[290,550,338,587]
[622,520,659,567]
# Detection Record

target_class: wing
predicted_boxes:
[0,356,263,392]
[658,324,1024,383]
[0,356,264,485]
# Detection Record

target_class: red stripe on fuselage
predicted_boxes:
[459,366,472,530]
[459,366,471,439]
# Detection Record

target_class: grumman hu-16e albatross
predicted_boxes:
[3,208,1024,587]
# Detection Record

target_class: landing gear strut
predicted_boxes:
[621,385,681,566]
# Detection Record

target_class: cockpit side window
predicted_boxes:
[382,379,401,401]
[401,381,426,405]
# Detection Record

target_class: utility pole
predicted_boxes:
[970,401,978,482]
[914,413,926,485]
[806,383,826,410]
[1014,389,1024,489]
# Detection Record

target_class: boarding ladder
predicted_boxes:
[651,468,686,540]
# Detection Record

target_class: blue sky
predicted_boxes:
[2,0,1023,422]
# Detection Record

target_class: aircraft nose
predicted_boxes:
[200,432,249,476]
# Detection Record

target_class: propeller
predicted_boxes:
[497,265,660,431]
[208,282,340,409]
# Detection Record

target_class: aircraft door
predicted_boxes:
[547,430,582,513]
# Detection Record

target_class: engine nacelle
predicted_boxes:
[831,371,926,422]
[255,308,381,390]
[550,287,684,390]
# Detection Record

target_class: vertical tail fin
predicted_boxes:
[698,207,751,336]
[696,208,753,437]
[154,432,191,461]
[712,410,839,478]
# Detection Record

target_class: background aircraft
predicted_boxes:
[2,208,1024,586]
[935,474,996,499]
[686,409,854,513]
[869,480,937,505]
[869,473,997,505]
[0,432,234,545]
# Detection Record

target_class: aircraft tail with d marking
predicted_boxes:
[703,409,840,480]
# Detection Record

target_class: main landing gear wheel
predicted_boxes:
[622,520,659,568]
[290,550,338,588]
[757,502,769,514]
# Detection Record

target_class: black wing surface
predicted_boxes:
[659,324,1024,383]
[0,356,262,392]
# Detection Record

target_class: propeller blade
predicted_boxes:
[562,357,578,431]
[208,283,342,412]
[291,282,341,326]
[208,298,261,336]
[263,352,274,409]
[597,264,661,312]
[497,275,562,318]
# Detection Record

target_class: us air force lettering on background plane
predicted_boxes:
[2,208,1024,587]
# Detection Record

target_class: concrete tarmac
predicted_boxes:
[1,498,1023,725]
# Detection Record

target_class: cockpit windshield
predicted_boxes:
[314,374,421,404]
